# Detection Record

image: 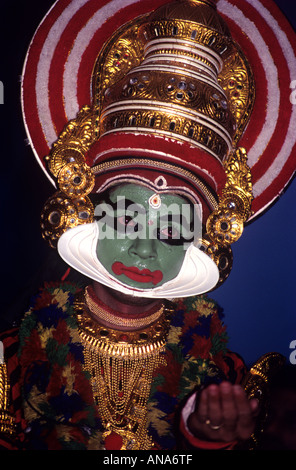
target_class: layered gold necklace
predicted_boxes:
[74,288,173,450]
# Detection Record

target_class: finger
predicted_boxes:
[195,387,209,424]
[233,385,256,439]
[207,384,223,427]
[220,382,237,430]
[187,388,211,435]
[233,385,254,417]
[249,398,260,416]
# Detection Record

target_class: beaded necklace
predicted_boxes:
[74,290,173,450]
[84,285,165,330]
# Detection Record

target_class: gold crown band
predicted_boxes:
[92,157,219,210]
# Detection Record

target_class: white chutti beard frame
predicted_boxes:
[58,222,219,299]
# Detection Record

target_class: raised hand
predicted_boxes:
[187,381,259,443]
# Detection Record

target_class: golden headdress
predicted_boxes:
[21,0,296,291]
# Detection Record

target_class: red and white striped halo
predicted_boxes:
[21,0,296,220]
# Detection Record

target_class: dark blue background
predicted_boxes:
[0,0,295,366]
[211,1,296,365]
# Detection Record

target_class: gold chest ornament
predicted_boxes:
[74,290,173,450]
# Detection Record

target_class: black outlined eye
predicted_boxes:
[159,226,180,239]
[156,224,194,246]
[117,215,139,232]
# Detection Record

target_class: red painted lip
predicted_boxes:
[112,262,163,286]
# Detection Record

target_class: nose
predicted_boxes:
[128,237,157,260]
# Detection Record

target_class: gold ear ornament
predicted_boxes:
[206,147,253,246]
[203,147,253,284]
[41,107,96,248]
[41,192,94,249]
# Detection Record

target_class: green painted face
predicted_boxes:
[95,184,199,289]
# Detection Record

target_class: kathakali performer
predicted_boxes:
[0,0,295,450]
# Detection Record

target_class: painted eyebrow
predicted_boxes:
[96,195,144,212]
[112,198,146,212]
[158,213,194,232]
[159,213,189,223]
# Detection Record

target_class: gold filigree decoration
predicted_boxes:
[206,147,253,246]
[0,358,16,437]
[222,146,253,219]
[101,71,235,137]
[200,235,233,286]
[45,105,96,181]
[141,1,231,40]
[242,352,286,450]
[41,106,96,247]
[92,16,145,116]
[41,192,94,248]
[219,46,255,144]
[100,107,230,161]
[92,5,255,146]
[74,292,173,450]
[57,161,95,198]
[139,19,234,60]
